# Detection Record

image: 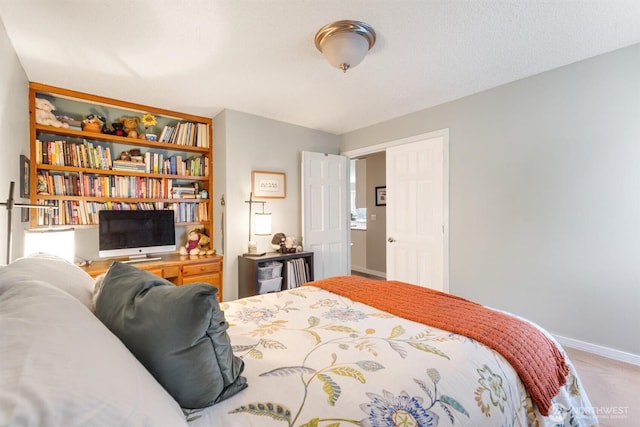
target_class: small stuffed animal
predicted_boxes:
[110,122,126,137]
[35,98,68,128]
[56,115,82,128]
[197,232,214,255]
[271,232,286,252]
[284,236,297,253]
[179,229,202,256]
[178,228,214,256]
[82,114,104,133]
[118,116,142,139]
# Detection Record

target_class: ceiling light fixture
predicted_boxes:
[314,20,376,73]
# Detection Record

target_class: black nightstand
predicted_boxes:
[237,251,314,298]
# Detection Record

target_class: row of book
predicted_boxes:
[173,202,209,224]
[157,122,210,148]
[36,139,113,170]
[140,152,209,176]
[36,171,206,200]
[285,258,311,289]
[34,200,209,226]
[36,139,209,177]
[38,172,165,198]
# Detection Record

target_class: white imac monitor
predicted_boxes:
[98,209,176,261]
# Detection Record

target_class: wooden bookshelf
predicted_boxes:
[27,83,213,229]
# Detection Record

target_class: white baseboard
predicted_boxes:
[350,266,387,279]
[553,334,640,366]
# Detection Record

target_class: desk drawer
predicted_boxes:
[182,274,222,301]
[162,265,181,279]
[182,262,220,277]
[140,265,180,279]
[182,273,220,286]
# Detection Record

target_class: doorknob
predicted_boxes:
[388,237,396,243]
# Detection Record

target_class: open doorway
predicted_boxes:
[349,153,387,279]
[344,128,450,292]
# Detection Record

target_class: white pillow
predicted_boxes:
[0,271,189,427]
[9,254,95,309]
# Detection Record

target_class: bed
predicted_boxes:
[0,255,598,426]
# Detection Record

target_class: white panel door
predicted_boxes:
[386,136,445,291]
[302,151,350,280]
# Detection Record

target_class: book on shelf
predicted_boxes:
[112,160,146,172]
[171,184,198,199]
[285,258,310,290]
[156,122,209,148]
[35,139,110,170]
[158,125,175,143]
[171,188,196,194]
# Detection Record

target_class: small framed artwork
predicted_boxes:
[20,155,30,198]
[252,171,286,198]
[375,186,387,206]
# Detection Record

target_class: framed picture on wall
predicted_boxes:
[20,155,31,222]
[20,155,30,198]
[375,186,386,206]
[252,171,286,198]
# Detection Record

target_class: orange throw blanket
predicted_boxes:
[309,276,568,416]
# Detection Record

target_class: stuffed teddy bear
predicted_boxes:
[118,116,142,139]
[109,122,127,137]
[179,229,203,256]
[35,98,68,128]
[179,228,214,256]
[198,233,214,255]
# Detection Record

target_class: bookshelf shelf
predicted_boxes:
[34,124,210,153]
[36,164,210,180]
[34,195,211,203]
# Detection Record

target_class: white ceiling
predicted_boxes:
[1,1,639,135]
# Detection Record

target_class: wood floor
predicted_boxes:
[564,347,640,427]
[350,270,385,280]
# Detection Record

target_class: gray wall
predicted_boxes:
[0,19,29,265]
[214,109,340,301]
[342,44,640,356]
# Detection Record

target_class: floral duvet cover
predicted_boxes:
[188,285,597,427]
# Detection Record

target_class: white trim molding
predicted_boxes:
[342,128,450,159]
[553,333,640,366]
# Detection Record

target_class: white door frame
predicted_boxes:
[342,128,450,290]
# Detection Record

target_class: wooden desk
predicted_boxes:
[81,253,223,300]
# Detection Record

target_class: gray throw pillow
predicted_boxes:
[95,262,247,409]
